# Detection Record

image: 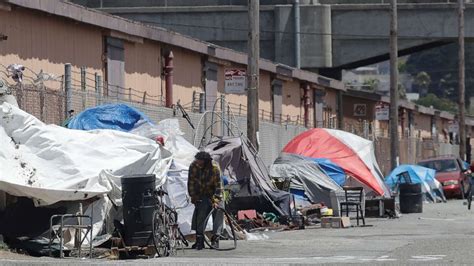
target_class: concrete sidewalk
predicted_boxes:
[1,199,473,265]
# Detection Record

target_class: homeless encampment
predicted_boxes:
[0,102,199,250]
[385,165,446,203]
[66,104,200,234]
[270,153,343,208]
[205,137,292,216]
[283,128,391,198]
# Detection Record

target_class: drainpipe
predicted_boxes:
[303,84,310,128]
[164,51,174,107]
[293,0,301,68]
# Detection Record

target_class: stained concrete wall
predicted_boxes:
[97,2,474,72]
[0,8,103,90]
[1,1,341,131]
[173,48,204,105]
[116,7,276,61]
[124,40,162,101]
[412,112,432,139]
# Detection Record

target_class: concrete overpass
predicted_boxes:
[73,0,474,78]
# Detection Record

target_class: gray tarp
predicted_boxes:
[270,153,343,207]
[206,137,291,216]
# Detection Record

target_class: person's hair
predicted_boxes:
[195,151,212,169]
[195,151,212,161]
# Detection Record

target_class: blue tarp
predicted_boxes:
[385,164,446,202]
[463,161,470,171]
[67,104,152,131]
[385,164,436,188]
[308,158,346,186]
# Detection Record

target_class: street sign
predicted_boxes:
[375,103,389,120]
[225,69,246,94]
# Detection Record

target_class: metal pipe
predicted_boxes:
[294,0,301,68]
[164,51,174,107]
[64,63,72,120]
[199,92,206,113]
[221,95,225,136]
[81,67,86,111]
[303,84,310,128]
[97,75,103,105]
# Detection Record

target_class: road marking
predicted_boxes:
[418,217,456,221]
[409,255,446,261]
[308,254,446,263]
[358,255,397,262]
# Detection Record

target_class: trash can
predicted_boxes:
[121,174,156,246]
[399,183,423,213]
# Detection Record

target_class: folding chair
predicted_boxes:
[49,214,93,258]
[339,186,365,226]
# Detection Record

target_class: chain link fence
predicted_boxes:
[2,64,460,171]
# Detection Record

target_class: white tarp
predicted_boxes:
[0,102,170,206]
[0,102,201,239]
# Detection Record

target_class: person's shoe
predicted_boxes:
[196,235,204,250]
[211,235,219,249]
[191,242,197,249]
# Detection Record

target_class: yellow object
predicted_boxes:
[321,208,333,216]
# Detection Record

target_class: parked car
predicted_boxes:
[417,155,470,199]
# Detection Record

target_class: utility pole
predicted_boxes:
[459,0,466,161]
[247,0,259,149]
[293,0,301,68]
[389,0,399,170]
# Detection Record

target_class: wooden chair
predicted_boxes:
[339,186,365,226]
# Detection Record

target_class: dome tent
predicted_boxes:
[283,128,390,198]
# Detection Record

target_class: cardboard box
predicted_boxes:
[321,217,351,228]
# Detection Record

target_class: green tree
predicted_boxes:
[405,42,474,109]
[362,78,379,91]
[415,93,457,113]
[399,84,407,100]
[414,71,431,95]
[398,61,407,73]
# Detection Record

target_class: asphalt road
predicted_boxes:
[2,199,474,265]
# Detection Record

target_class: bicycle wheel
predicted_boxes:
[152,209,169,257]
[166,209,179,256]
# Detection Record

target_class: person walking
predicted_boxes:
[188,151,223,250]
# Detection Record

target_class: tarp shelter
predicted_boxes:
[310,158,346,187]
[0,103,168,206]
[385,165,446,203]
[67,103,151,131]
[205,137,292,216]
[270,153,343,207]
[283,128,390,198]
[0,102,199,245]
[68,105,199,234]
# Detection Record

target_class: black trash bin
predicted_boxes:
[121,174,156,247]
[399,183,423,213]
